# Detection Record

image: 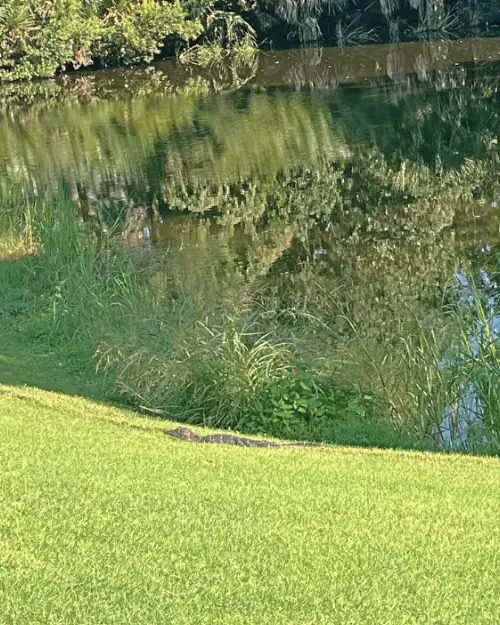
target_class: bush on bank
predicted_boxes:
[0,0,203,81]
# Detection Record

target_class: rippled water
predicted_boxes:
[4,42,499,295]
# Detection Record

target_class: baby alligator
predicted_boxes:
[163,426,321,448]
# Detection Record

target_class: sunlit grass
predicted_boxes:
[1,383,500,625]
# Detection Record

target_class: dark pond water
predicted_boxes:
[4,38,500,447]
[3,38,500,293]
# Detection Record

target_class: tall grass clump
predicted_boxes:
[0,188,35,259]
[97,312,293,428]
[439,272,500,452]
[332,316,451,443]
[308,268,500,454]
[0,190,39,319]
[0,192,137,374]
[26,197,133,346]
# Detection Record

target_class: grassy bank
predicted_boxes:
[2,383,500,625]
[0,194,389,443]
[2,227,500,622]
[3,191,500,452]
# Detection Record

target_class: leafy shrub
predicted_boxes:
[0,0,203,81]
[0,0,99,80]
[96,0,202,66]
[242,371,413,447]
[247,372,371,440]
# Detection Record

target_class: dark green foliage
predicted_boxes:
[247,372,372,439]
[274,0,500,44]
[243,372,412,447]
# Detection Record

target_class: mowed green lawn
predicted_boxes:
[1,384,500,625]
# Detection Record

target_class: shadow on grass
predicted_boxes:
[0,332,109,399]
[0,254,115,402]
